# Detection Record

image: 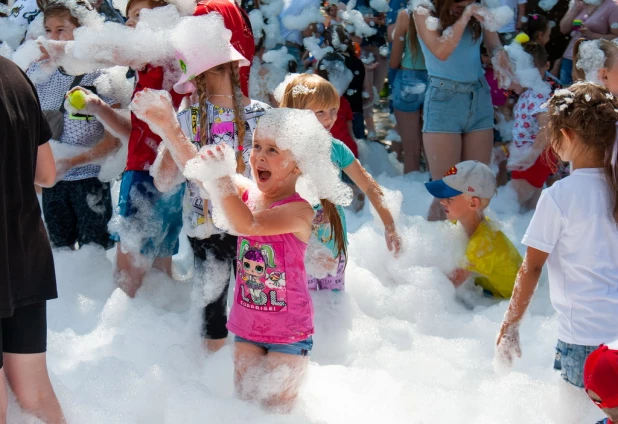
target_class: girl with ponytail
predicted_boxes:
[497,83,618,411]
[279,74,401,292]
[131,25,270,353]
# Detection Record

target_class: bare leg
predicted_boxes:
[114,242,153,298]
[153,257,173,278]
[203,339,226,353]
[0,369,7,424]
[496,159,508,187]
[395,109,422,173]
[3,353,65,424]
[367,45,389,94]
[234,341,267,402]
[461,129,493,165]
[390,141,403,162]
[524,187,543,211]
[262,352,309,413]
[423,132,463,221]
[509,179,535,211]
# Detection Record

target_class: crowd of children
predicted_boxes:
[1,0,618,421]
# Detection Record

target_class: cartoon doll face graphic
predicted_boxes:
[243,258,266,279]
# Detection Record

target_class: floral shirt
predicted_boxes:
[512,84,550,147]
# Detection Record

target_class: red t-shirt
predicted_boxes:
[194,0,254,96]
[330,96,358,158]
[126,66,185,171]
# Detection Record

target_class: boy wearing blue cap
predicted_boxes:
[425,161,522,299]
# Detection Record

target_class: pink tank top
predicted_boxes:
[226,192,314,344]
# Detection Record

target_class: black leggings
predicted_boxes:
[188,234,237,340]
[42,178,114,249]
[0,302,47,369]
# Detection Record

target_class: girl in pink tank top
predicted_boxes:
[180,108,348,413]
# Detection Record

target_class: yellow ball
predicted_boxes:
[68,90,86,110]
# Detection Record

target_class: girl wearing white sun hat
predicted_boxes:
[131,11,271,353]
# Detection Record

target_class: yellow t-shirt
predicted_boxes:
[464,219,523,299]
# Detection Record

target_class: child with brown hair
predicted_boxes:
[497,82,618,421]
[279,73,401,292]
[28,2,121,250]
[130,14,269,353]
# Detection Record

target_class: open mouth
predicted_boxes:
[257,167,271,182]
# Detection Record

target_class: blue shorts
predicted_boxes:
[422,76,494,134]
[553,340,598,388]
[111,170,185,258]
[392,69,428,113]
[234,335,313,357]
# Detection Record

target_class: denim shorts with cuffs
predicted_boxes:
[234,335,313,356]
[392,69,428,113]
[554,339,599,388]
[422,76,494,134]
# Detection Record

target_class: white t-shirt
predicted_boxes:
[522,168,618,346]
[498,0,527,34]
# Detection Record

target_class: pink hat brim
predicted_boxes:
[173,46,250,95]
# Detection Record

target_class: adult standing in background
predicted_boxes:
[497,0,527,44]
[0,56,65,424]
[390,5,427,174]
[414,0,509,221]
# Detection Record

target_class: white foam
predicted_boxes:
[539,0,558,11]
[281,5,323,31]
[477,5,514,32]
[0,17,27,50]
[502,42,550,95]
[575,39,606,85]
[318,57,353,96]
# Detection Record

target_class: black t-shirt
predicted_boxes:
[0,57,57,318]
[343,54,365,114]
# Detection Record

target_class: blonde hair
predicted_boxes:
[279,73,347,260]
[279,74,340,111]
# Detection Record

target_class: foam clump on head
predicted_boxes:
[575,40,606,84]
[502,42,550,95]
[256,108,353,206]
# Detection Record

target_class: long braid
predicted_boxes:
[230,62,247,173]
[195,73,209,147]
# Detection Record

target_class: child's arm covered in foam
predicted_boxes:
[496,246,548,362]
[343,160,401,254]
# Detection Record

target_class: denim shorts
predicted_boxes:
[553,340,598,388]
[392,69,428,113]
[111,170,185,258]
[422,76,494,134]
[234,335,313,357]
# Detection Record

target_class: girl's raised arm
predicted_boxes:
[414,4,478,61]
[130,88,198,170]
[342,160,401,254]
